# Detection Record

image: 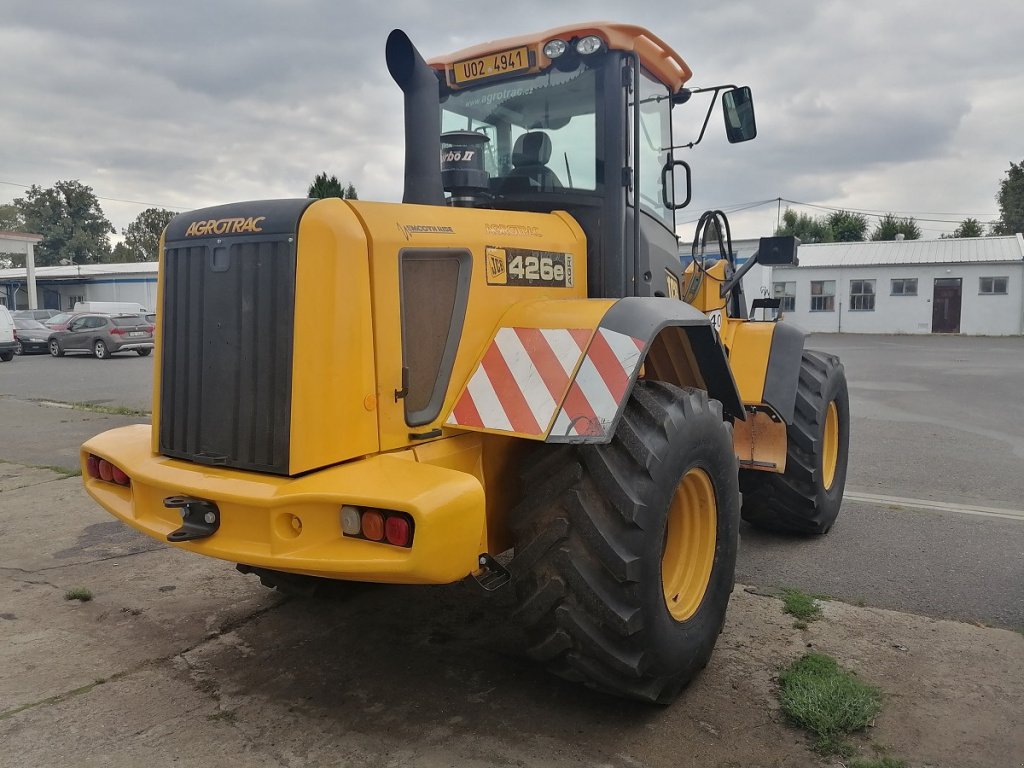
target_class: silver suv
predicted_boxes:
[48,314,155,359]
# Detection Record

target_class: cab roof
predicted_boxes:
[429,22,693,92]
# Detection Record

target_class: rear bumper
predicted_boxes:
[110,341,154,352]
[0,340,17,353]
[82,425,486,584]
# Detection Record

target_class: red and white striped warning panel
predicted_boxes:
[549,328,646,442]
[446,326,646,442]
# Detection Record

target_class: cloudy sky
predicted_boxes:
[2,0,1021,241]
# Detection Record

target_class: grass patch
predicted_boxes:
[64,587,93,602]
[849,758,907,768]
[69,401,150,417]
[778,652,882,755]
[206,710,238,723]
[781,587,822,622]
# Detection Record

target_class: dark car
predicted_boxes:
[13,317,51,354]
[12,309,59,321]
[48,314,155,359]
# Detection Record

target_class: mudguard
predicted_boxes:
[445,296,743,444]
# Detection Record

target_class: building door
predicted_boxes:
[931,278,962,333]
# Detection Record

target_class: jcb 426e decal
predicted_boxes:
[485,247,574,288]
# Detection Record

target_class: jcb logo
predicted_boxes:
[184,216,266,237]
[486,247,507,285]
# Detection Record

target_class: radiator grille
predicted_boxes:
[159,238,296,474]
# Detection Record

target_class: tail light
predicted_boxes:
[340,505,414,548]
[86,453,131,487]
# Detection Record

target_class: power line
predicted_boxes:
[0,180,187,212]
[779,197,998,224]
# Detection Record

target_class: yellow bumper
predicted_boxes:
[82,425,486,584]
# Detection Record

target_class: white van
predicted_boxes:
[0,305,16,362]
[72,301,148,315]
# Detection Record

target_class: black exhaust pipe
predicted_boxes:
[386,29,445,207]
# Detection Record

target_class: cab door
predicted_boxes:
[629,66,682,300]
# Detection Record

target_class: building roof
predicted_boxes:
[783,234,1024,268]
[0,262,158,281]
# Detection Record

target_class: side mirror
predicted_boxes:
[722,86,757,143]
[757,236,800,266]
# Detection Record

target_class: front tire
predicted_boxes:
[14,342,22,355]
[49,339,64,357]
[739,350,850,534]
[510,382,740,703]
[93,340,110,359]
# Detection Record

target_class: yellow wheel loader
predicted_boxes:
[82,23,849,703]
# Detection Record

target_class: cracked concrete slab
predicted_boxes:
[1,461,1022,767]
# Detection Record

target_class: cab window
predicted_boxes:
[633,68,673,229]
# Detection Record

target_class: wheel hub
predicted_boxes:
[662,467,717,622]
[822,401,839,490]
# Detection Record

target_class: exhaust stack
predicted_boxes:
[386,29,445,207]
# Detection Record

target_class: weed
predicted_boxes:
[778,652,882,755]
[64,587,93,602]
[206,710,238,723]
[793,620,808,630]
[781,588,822,622]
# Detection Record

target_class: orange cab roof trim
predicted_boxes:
[428,22,693,92]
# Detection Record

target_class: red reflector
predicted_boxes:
[86,455,100,478]
[384,516,411,547]
[362,510,385,541]
[98,459,114,482]
[111,466,130,486]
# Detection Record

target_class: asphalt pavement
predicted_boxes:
[0,334,1021,628]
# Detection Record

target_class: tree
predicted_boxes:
[0,203,27,268]
[14,180,114,266]
[774,208,833,243]
[122,208,176,261]
[826,210,868,242]
[870,213,921,241]
[942,218,984,239]
[992,159,1024,235]
[110,242,136,263]
[307,172,357,199]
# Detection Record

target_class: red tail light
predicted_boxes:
[384,516,412,547]
[110,327,125,335]
[87,454,130,486]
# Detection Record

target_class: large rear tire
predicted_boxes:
[739,349,850,534]
[510,381,739,703]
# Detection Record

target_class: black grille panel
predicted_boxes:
[159,237,296,474]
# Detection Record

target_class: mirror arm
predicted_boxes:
[670,84,737,149]
[719,249,759,298]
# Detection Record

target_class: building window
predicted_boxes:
[849,279,876,311]
[773,281,796,312]
[979,276,1008,295]
[68,295,84,309]
[810,280,835,312]
[891,278,918,296]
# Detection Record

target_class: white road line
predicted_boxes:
[845,490,1024,521]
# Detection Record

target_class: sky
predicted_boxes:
[2,0,1022,242]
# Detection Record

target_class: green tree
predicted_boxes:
[0,202,25,232]
[14,180,115,265]
[774,208,833,243]
[110,242,136,263]
[123,207,175,261]
[870,213,921,241]
[992,159,1024,235]
[942,217,984,239]
[307,173,358,199]
[826,210,868,241]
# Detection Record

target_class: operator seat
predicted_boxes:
[502,131,563,192]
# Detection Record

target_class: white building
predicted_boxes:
[770,235,1024,335]
[0,262,158,311]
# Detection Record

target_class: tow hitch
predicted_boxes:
[164,495,221,542]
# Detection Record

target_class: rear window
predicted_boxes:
[112,316,146,326]
[14,318,48,329]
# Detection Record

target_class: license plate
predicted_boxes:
[129,331,145,337]
[453,46,530,85]
[485,247,573,288]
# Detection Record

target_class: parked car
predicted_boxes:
[13,317,51,354]
[43,312,79,332]
[12,308,59,321]
[0,306,16,362]
[48,314,155,359]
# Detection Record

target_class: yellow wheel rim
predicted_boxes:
[661,467,717,622]
[822,401,839,490]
